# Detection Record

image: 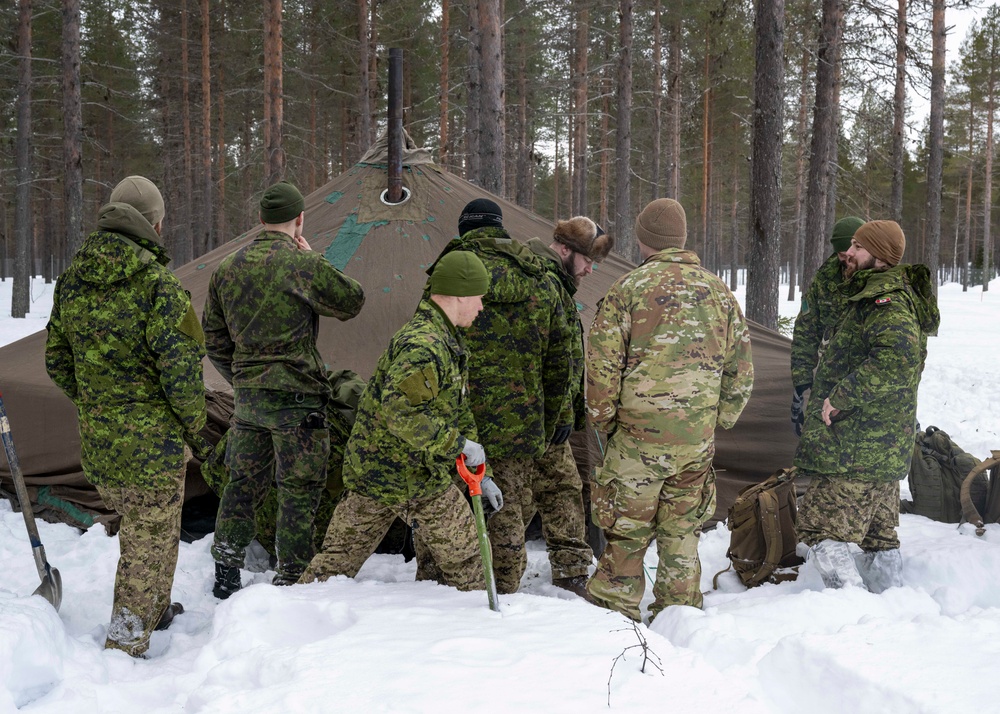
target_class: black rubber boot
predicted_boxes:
[154,602,185,631]
[213,562,242,600]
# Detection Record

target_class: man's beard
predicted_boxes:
[844,253,877,279]
[562,257,583,287]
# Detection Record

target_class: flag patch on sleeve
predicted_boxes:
[875,296,892,305]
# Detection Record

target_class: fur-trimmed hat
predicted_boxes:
[553,216,613,262]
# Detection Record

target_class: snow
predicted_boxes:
[2,274,1000,713]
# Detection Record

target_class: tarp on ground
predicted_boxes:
[0,131,798,530]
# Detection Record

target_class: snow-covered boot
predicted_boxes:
[806,539,867,590]
[213,562,242,600]
[154,602,184,631]
[854,548,902,594]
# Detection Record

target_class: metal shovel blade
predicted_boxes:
[32,563,63,611]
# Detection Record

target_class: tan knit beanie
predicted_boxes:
[635,198,686,250]
[853,220,905,267]
[110,176,165,227]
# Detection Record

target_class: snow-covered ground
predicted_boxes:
[2,274,1000,713]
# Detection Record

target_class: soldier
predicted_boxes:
[794,220,939,592]
[45,175,206,657]
[524,217,613,597]
[429,198,573,595]
[586,198,753,622]
[790,216,864,436]
[203,180,365,597]
[299,251,502,590]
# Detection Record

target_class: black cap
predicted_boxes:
[458,198,503,237]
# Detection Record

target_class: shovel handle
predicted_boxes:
[456,454,486,496]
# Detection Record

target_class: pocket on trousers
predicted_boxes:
[591,480,619,531]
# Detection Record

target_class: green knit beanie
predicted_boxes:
[428,251,490,297]
[260,181,305,224]
[830,216,864,253]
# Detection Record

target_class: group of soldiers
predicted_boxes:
[43,168,933,659]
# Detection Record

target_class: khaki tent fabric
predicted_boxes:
[0,133,797,529]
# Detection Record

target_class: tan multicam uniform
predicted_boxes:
[586,248,753,620]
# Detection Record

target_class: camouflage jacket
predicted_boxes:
[45,203,207,488]
[587,248,754,470]
[202,230,365,397]
[436,227,573,460]
[795,264,940,482]
[343,299,479,505]
[791,253,846,389]
[526,237,585,431]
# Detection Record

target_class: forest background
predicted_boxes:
[0,0,997,328]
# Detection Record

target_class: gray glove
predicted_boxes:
[462,437,486,467]
[480,476,504,512]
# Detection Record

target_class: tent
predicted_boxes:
[0,132,798,530]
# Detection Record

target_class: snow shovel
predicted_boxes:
[0,392,63,611]
[456,454,500,612]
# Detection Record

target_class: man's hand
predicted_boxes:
[551,424,572,445]
[791,386,808,436]
[821,398,840,426]
[481,476,504,513]
[462,438,486,467]
[294,233,312,251]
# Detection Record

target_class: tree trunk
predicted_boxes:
[890,0,906,222]
[515,40,532,208]
[615,0,635,263]
[181,0,195,258]
[465,0,481,183]
[963,100,974,292]
[701,36,712,265]
[478,0,505,196]
[650,0,661,202]
[356,0,372,157]
[667,4,681,200]
[200,0,213,252]
[746,0,784,330]
[439,0,450,166]
[984,24,996,293]
[13,0,33,318]
[730,160,739,291]
[573,1,589,214]
[925,0,945,291]
[802,0,841,289]
[62,0,83,263]
[216,0,227,243]
[265,0,284,185]
[600,29,611,229]
[788,43,810,302]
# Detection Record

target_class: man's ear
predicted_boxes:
[153,220,163,236]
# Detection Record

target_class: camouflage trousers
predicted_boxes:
[480,456,546,594]
[300,485,482,591]
[528,440,593,579]
[212,390,330,584]
[586,436,716,621]
[797,474,900,551]
[95,457,186,657]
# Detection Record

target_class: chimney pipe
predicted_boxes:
[387,48,404,204]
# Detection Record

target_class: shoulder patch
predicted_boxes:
[875,296,892,306]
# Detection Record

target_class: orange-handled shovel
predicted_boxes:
[456,454,499,612]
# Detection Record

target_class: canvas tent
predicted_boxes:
[0,132,798,530]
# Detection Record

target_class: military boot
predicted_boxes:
[806,539,867,590]
[553,575,594,601]
[854,548,903,594]
[154,602,185,631]
[213,562,242,600]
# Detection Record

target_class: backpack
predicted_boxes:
[901,426,985,523]
[960,451,1000,535]
[713,468,804,589]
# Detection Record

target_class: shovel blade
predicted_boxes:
[32,567,62,611]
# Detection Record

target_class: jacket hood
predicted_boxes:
[72,203,170,285]
[526,237,577,297]
[436,227,546,303]
[844,264,941,335]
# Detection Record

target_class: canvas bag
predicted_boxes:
[960,451,1000,536]
[713,468,804,589]
[901,426,985,523]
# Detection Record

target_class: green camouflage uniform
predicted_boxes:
[791,253,847,390]
[203,230,364,584]
[433,228,573,593]
[300,299,482,590]
[795,264,940,550]
[586,248,753,620]
[45,202,206,657]
[524,237,592,580]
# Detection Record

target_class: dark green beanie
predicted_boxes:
[830,216,864,253]
[260,181,305,224]
[428,251,490,297]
